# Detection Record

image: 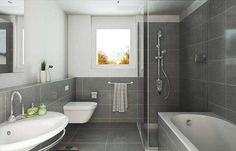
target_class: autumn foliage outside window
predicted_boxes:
[98,50,130,64]
[96,29,130,65]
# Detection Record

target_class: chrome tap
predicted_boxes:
[8,91,25,122]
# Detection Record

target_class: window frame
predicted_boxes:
[91,16,137,69]
[14,16,24,72]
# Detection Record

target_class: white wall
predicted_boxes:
[68,15,92,77]
[0,0,67,89]
[68,15,138,77]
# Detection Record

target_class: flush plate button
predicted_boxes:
[65,85,70,91]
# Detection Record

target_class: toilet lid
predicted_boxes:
[64,102,97,110]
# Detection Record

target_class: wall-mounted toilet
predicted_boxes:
[63,102,97,123]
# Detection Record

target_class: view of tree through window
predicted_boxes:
[96,29,130,65]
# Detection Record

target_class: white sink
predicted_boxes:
[0,111,68,151]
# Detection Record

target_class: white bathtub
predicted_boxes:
[158,112,236,151]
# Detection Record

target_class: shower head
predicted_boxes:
[158,30,163,38]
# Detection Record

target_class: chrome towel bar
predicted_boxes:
[108,81,133,85]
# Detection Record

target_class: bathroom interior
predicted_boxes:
[0,0,236,151]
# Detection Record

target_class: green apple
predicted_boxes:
[38,108,47,116]
[27,107,36,116]
[39,104,46,109]
[27,110,36,116]
[32,107,38,113]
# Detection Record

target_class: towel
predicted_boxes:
[112,83,128,112]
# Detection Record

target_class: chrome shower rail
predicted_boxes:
[155,30,170,100]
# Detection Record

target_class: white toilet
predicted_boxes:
[63,102,97,123]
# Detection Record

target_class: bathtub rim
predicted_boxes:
[158,112,232,151]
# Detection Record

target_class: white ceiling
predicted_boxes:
[0,0,200,16]
[56,0,145,15]
[57,0,197,15]
[0,0,24,15]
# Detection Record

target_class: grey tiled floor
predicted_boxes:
[149,128,158,147]
[56,123,144,151]
[139,124,158,148]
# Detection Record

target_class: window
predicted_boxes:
[14,16,24,72]
[21,28,24,65]
[96,29,130,65]
[92,17,137,69]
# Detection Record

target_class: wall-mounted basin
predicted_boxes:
[0,111,68,151]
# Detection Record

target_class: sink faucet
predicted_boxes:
[8,91,25,122]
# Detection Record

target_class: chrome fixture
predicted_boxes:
[108,81,133,85]
[194,54,207,63]
[155,30,170,100]
[8,91,25,122]
[91,91,98,99]
[186,119,192,126]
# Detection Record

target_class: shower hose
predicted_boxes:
[160,59,170,100]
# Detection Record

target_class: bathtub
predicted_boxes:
[158,112,236,151]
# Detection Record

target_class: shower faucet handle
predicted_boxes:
[194,54,206,63]
[156,44,161,49]
[156,79,162,93]
[161,50,167,54]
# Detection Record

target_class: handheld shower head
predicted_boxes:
[158,30,163,38]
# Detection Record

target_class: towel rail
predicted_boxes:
[108,81,133,85]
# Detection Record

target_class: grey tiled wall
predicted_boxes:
[179,1,208,112]
[75,77,144,123]
[0,78,76,124]
[180,0,236,124]
[0,77,142,124]
[148,23,180,123]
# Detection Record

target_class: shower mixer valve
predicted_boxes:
[156,79,163,93]
[161,50,167,54]
[155,56,163,60]
[154,50,166,60]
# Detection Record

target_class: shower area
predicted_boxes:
[139,20,180,149]
[139,0,208,150]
